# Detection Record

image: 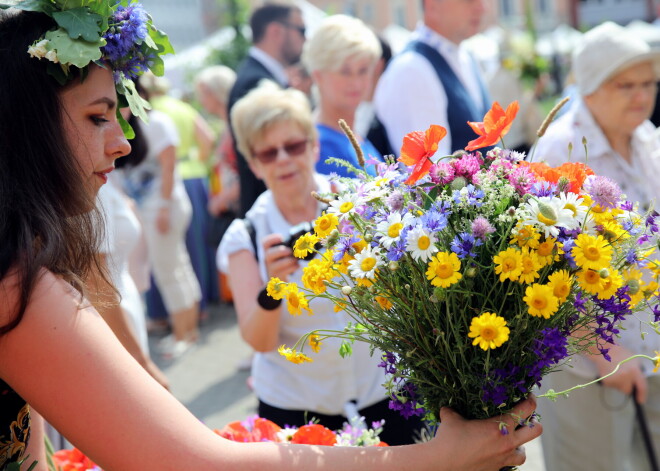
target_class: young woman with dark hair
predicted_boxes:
[0,5,540,471]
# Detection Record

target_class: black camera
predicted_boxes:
[277,221,322,261]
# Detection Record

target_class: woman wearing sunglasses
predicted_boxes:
[217,82,423,445]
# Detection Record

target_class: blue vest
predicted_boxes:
[405,40,491,153]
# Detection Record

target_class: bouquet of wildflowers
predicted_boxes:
[215,415,388,447]
[270,101,660,424]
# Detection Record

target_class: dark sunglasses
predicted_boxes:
[252,139,309,164]
[279,21,306,37]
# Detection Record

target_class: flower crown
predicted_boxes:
[0,0,174,137]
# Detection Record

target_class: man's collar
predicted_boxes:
[249,46,289,86]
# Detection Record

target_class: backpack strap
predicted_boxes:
[243,217,259,262]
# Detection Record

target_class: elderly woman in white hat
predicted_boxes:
[533,22,660,471]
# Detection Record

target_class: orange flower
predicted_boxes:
[215,417,282,442]
[519,161,594,194]
[290,423,337,446]
[465,101,519,151]
[52,448,99,471]
[398,124,446,184]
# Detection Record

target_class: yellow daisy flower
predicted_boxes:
[518,247,541,284]
[571,233,612,271]
[576,269,603,295]
[308,334,323,353]
[293,232,319,259]
[266,277,288,300]
[654,351,660,373]
[510,224,540,249]
[523,283,559,319]
[375,295,393,310]
[468,312,510,351]
[278,345,313,364]
[285,284,312,316]
[547,270,573,303]
[314,212,339,238]
[493,247,523,282]
[301,253,337,295]
[599,219,627,243]
[536,237,561,267]
[597,269,623,300]
[426,251,462,288]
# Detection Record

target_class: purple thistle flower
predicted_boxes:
[386,190,404,212]
[451,232,482,259]
[583,175,622,208]
[471,216,495,240]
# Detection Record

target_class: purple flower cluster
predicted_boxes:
[583,175,622,209]
[102,3,151,81]
[378,352,425,419]
[451,232,482,259]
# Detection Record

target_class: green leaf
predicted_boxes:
[53,7,102,42]
[45,28,104,68]
[148,53,164,77]
[120,78,151,123]
[0,0,56,14]
[149,26,175,56]
[118,111,135,139]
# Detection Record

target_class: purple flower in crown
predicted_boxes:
[583,175,622,209]
[102,3,151,81]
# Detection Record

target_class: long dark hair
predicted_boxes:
[0,10,105,334]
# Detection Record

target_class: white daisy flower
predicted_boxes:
[557,192,588,227]
[521,197,575,238]
[328,193,363,221]
[276,427,298,442]
[348,246,383,279]
[405,225,438,262]
[375,212,415,249]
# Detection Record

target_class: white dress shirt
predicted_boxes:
[374,23,486,156]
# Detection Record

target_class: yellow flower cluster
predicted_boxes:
[266,278,312,315]
[278,345,313,364]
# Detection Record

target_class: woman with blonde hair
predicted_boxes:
[303,14,383,177]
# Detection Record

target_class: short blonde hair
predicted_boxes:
[230,81,317,162]
[302,14,381,73]
[194,65,237,104]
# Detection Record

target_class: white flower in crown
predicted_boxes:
[406,225,439,262]
[27,39,49,59]
[44,50,59,63]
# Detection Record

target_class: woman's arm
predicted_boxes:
[194,114,215,165]
[0,271,541,471]
[156,145,177,234]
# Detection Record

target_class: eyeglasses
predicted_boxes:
[252,139,310,164]
[608,79,658,97]
[279,21,306,37]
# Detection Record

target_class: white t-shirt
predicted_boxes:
[217,174,387,414]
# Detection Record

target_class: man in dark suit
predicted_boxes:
[228,3,306,217]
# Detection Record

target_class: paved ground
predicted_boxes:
[152,301,546,470]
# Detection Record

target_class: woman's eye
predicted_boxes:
[91,116,109,125]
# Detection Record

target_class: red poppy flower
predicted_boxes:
[398,124,447,184]
[465,101,519,151]
[519,161,594,194]
[215,418,282,442]
[250,417,282,442]
[52,448,99,470]
[290,424,337,446]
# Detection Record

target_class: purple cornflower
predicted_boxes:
[453,184,485,207]
[102,3,151,81]
[333,234,359,262]
[387,236,407,261]
[471,216,495,240]
[420,210,448,232]
[583,175,622,208]
[428,162,455,185]
[451,232,482,259]
[529,181,557,198]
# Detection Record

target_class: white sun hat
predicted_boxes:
[573,21,660,96]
